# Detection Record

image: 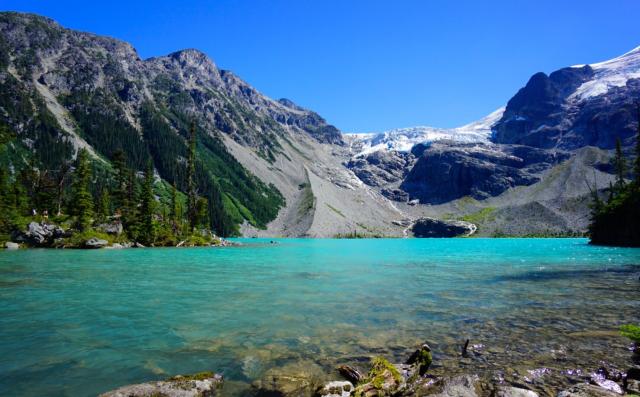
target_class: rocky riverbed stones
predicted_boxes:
[557,383,623,397]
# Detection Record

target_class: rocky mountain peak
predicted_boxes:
[492,44,640,149]
[167,48,218,70]
[277,98,303,110]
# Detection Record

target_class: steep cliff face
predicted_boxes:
[400,143,568,204]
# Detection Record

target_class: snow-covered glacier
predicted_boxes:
[348,107,505,157]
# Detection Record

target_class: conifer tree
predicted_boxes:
[196,196,209,229]
[11,177,27,218]
[187,121,198,230]
[96,187,110,222]
[614,137,626,191]
[55,161,71,216]
[35,170,57,215]
[0,168,11,234]
[170,182,179,227]
[111,149,129,215]
[71,149,93,230]
[139,161,155,244]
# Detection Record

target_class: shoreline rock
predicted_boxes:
[4,241,19,250]
[99,371,223,397]
[13,221,68,246]
[411,217,477,238]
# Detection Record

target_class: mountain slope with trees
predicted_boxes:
[0,12,348,240]
[1,11,639,242]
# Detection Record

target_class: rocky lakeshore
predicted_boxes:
[98,342,640,397]
[2,221,236,249]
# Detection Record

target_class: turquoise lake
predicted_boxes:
[0,238,639,396]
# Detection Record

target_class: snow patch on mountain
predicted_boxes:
[351,107,505,157]
[569,45,640,102]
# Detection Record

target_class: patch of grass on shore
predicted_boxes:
[460,207,496,225]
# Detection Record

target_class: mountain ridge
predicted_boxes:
[0,11,636,237]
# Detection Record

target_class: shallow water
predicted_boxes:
[0,238,639,396]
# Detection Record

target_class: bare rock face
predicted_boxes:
[412,218,476,238]
[401,142,566,204]
[99,372,223,397]
[97,222,124,235]
[492,56,640,150]
[347,150,414,187]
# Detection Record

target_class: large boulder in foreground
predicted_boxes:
[412,218,476,238]
[252,360,327,397]
[99,372,223,397]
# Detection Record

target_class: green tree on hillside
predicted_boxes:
[139,161,155,244]
[170,182,179,228]
[111,149,129,217]
[71,149,93,230]
[54,161,71,216]
[96,187,110,222]
[196,196,209,229]
[187,121,198,230]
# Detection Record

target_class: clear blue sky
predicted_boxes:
[4,1,640,132]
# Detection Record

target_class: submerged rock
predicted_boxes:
[419,375,485,397]
[338,365,364,384]
[589,371,623,394]
[624,367,640,394]
[99,371,223,397]
[557,383,623,397]
[412,217,477,238]
[494,386,539,397]
[252,361,326,397]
